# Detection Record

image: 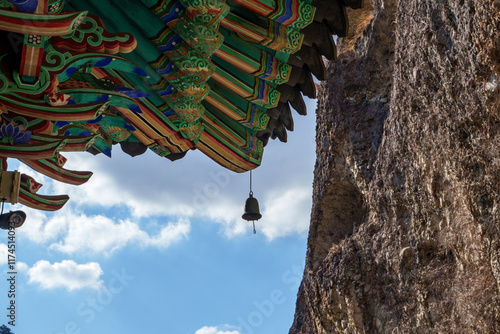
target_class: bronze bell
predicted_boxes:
[242,194,262,222]
[243,170,262,234]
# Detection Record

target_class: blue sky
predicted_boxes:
[0,98,317,334]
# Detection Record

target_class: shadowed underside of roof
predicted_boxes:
[0,0,361,211]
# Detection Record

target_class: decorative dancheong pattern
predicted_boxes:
[0,0,356,210]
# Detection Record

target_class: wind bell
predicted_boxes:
[242,170,262,234]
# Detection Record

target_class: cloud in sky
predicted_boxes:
[0,243,7,265]
[16,208,190,255]
[260,187,311,240]
[17,207,73,244]
[195,325,241,334]
[27,260,103,291]
[16,261,29,272]
[48,214,190,255]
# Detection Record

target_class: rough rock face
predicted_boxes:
[290,0,500,333]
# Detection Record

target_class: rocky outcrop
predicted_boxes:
[290,0,500,333]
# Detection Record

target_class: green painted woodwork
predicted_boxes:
[0,0,328,210]
[58,16,135,51]
[268,0,315,30]
[0,1,13,8]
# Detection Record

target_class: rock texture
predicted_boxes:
[290,0,500,333]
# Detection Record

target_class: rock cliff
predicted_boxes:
[290,0,500,333]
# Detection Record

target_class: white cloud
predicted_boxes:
[16,207,69,243]
[147,218,191,248]
[46,213,190,255]
[16,261,29,272]
[195,325,241,334]
[259,187,312,240]
[0,243,7,266]
[13,206,190,255]
[27,260,103,291]
[48,214,144,255]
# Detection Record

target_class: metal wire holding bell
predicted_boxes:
[242,170,262,234]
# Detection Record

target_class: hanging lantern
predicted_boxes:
[0,210,26,230]
[242,170,262,234]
